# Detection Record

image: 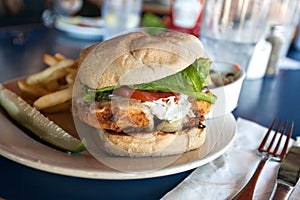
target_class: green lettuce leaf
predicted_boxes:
[83,58,216,104]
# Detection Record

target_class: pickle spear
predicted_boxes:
[0,84,85,153]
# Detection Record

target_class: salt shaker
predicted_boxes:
[265,25,285,76]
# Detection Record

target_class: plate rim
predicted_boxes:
[0,108,236,180]
[54,16,104,38]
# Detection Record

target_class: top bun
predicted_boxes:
[78,31,205,89]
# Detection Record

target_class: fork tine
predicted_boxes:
[266,119,282,152]
[279,121,294,158]
[258,118,276,151]
[273,121,288,156]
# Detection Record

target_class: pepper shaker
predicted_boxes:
[265,25,285,76]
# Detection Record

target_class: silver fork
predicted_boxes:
[231,118,294,200]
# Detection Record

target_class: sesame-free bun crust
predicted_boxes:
[78,31,205,89]
[99,126,206,157]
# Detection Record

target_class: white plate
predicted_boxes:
[0,109,236,180]
[54,16,105,39]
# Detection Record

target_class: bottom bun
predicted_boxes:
[98,125,206,157]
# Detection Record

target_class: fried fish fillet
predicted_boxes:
[74,97,211,133]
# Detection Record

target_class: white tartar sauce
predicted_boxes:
[143,94,195,122]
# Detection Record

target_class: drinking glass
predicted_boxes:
[101,0,142,40]
[200,0,271,73]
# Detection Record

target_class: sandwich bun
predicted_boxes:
[78,31,205,89]
[74,31,211,157]
[99,126,206,157]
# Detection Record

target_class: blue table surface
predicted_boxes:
[0,24,300,200]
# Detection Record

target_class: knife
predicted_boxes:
[271,146,300,200]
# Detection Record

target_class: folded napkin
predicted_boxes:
[162,118,300,200]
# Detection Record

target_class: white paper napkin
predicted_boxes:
[162,118,300,200]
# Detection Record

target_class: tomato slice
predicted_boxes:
[113,87,178,102]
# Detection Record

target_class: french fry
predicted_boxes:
[44,79,60,92]
[41,100,71,113]
[65,68,78,84]
[43,54,59,66]
[54,53,66,61]
[18,53,78,113]
[26,59,75,85]
[17,80,49,100]
[33,87,73,111]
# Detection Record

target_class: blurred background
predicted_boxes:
[1,0,299,45]
[1,0,300,73]
[0,0,170,26]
